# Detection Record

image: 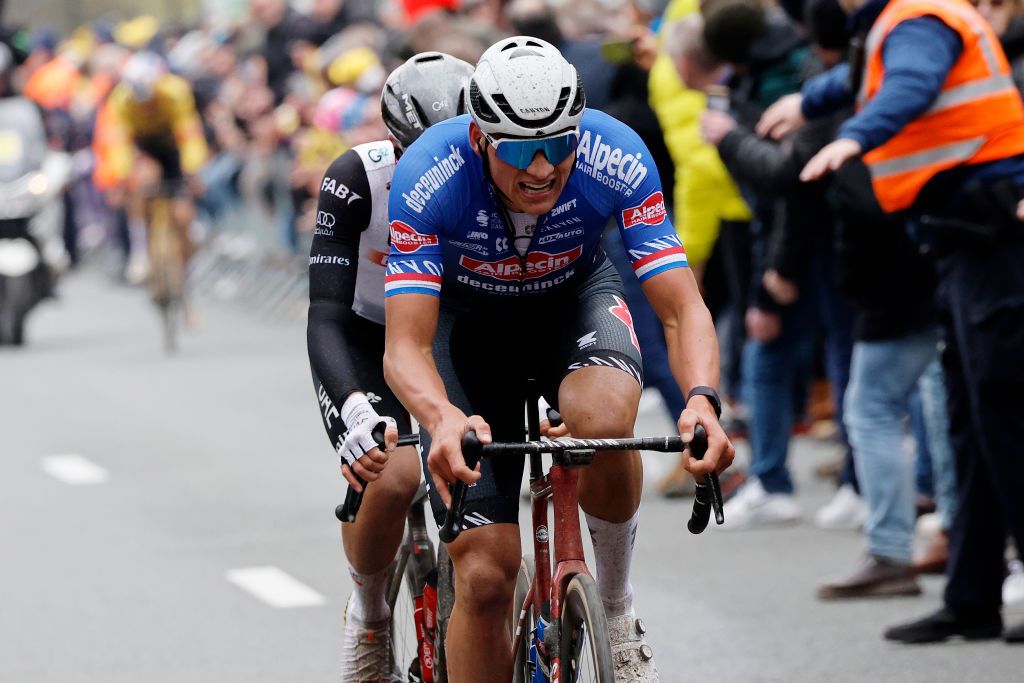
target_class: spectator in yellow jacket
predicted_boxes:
[648,0,750,281]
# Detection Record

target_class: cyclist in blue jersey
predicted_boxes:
[383,37,735,683]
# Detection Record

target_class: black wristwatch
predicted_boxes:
[686,386,722,419]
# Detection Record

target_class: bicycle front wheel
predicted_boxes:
[559,574,614,683]
[386,544,419,680]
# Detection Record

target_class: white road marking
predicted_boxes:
[225,566,326,608]
[41,454,109,485]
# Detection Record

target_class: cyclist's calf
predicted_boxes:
[445,524,521,681]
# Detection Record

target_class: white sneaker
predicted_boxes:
[341,597,392,683]
[721,478,801,530]
[814,484,868,530]
[124,251,149,285]
[607,610,659,682]
[1004,560,1024,607]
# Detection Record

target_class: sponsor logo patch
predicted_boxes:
[622,192,667,229]
[316,211,335,228]
[550,198,577,217]
[390,221,439,254]
[402,144,466,213]
[309,254,350,266]
[320,177,362,204]
[537,227,584,245]
[458,245,583,282]
[576,130,648,197]
[449,240,489,255]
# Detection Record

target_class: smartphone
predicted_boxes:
[601,39,635,65]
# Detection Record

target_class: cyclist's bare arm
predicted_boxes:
[383,294,489,505]
[641,266,735,476]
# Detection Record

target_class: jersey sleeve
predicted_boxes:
[604,116,689,282]
[383,143,449,298]
[307,150,373,449]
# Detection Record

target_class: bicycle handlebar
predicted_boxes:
[335,426,418,523]
[438,424,721,543]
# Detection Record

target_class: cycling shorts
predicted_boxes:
[421,258,643,531]
[135,133,184,184]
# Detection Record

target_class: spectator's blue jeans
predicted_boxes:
[743,261,854,495]
[845,329,942,563]
[742,296,815,494]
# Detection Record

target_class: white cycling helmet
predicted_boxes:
[121,51,167,101]
[469,36,585,141]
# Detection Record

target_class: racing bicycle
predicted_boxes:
[144,183,187,354]
[336,383,724,681]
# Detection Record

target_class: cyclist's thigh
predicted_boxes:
[538,260,645,407]
[422,304,528,531]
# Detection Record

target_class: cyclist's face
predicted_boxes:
[471,124,574,215]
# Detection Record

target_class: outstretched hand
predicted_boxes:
[800,138,863,182]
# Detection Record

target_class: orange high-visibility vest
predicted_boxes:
[858,0,1024,212]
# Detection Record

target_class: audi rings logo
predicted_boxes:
[317,211,336,228]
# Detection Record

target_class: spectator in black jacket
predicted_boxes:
[697,0,845,529]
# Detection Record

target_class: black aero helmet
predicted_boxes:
[380,51,475,151]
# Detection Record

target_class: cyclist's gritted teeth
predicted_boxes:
[520,178,556,196]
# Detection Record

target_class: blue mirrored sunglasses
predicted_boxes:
[489,132,579,170]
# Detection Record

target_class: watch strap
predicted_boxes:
[686,385,722,419]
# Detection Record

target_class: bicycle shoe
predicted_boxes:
[607,610,660,682]
[340,596,393,683]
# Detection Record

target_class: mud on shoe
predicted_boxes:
[607,610,659,682]
[340,597,393,683]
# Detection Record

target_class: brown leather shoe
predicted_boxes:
[656,459,696,498]
[817,555,922,600]
[913,530,949,575]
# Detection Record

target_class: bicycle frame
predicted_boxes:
[510,384,591,681]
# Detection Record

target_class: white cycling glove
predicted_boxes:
[337,393,397,469]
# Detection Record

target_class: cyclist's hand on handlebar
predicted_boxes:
[427,409,489,507]
[338,416,398,492]
[540,419,570,438]
[677,399,735,478]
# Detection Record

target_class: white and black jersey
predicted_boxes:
[307,141,410,451]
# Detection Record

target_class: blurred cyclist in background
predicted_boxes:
[103,51,208,283]
[306,52,474,682]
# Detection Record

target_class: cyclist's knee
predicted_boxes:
[562,387,638,438]
[559,367,640,437]
[449,530,520,616]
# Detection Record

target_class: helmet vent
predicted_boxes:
[415,53,443,63]
[508,47,542,59]
[568,73,585,116]
[469,80,501,124]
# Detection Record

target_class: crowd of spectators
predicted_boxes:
[5,0,1024,643]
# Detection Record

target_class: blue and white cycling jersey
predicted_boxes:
[384,109,688,299]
